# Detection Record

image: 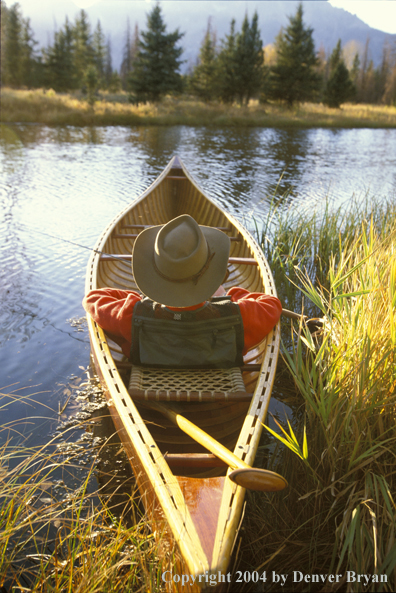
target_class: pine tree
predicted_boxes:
[120,20,139,90]
[84,64,99,106]
[189,19,218,102]
[120,19,132,89]
[104,37,114,89]
[323,40,355,107]
[1,2,8,82]
[382,41,396,105]
[375,42,392,104]
[2,2,23,87]
[217,19,238,104]
[268,3,321,106]
[44,18,75,91]
[92,20,106,87]
[350,53,361,90]
[19,17,40,87]
[233,12,265,106]
[73,9,95,88]
[1,2,42,88]
[128,4,184,103]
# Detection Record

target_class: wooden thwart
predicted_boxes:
[164,453,226,469]
[112,233,241,241]
[100,253,257,265]
[117,361,262,372]
[122,224,233,232]
[129,387,252,402]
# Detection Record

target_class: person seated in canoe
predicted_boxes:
[83,215,282,368]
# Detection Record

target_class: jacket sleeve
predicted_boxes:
[82,289,142,355]
[227,287,282,353]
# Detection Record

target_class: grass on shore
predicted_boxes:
[2,87,396,128]
[241,196,396,591]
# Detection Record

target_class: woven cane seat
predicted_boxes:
[128,365,251,402]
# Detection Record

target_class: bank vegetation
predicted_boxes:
[2,88,396,128]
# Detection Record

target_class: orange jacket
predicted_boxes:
[83,287,282,359]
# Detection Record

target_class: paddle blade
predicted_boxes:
[229,468,288,492]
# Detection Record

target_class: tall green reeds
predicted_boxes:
[246,196,396,592]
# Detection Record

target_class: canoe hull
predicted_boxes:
[85,156,280,590]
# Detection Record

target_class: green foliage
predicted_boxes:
[1,1,42,88]
[73,10,95,86]
[233,12,265,106]
[43,18,76,92]
[216,19,238,104]
[120,20,139,90]
[188,20,218,102]
[42,9,115,93]
[128,3,184,104]
[268,3,322,106]
[323,40,356,108]
[84,64,99,106]
[92,20,107,86]
[188,13,262,106]
[2,2,23,87]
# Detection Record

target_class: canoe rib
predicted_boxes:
[85,156,280,590]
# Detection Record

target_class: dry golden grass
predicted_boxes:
[2,88,396,128]
[0,385,164,592]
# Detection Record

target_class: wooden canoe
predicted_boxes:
[85,156,281,591]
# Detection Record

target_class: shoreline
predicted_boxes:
[2,88,396,128]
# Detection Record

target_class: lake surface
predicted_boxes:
[1,123,395,478]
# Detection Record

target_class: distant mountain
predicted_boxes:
[17,0,396,72]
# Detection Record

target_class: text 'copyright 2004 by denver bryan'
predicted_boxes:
[162,570,388,588]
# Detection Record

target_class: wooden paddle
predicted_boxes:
[148,401,288,492]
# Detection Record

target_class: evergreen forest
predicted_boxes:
[2,0,396,108]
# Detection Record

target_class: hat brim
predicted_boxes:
[132,225,230,307]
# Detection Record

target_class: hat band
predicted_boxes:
[153,244,216,286]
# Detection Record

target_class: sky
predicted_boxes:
[12,0,396,36]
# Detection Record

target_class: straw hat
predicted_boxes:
[132,214,230,307]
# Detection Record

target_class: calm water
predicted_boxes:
[1,123,395,461]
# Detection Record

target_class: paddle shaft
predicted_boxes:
[282,308,324,331]
[282,309,306,322]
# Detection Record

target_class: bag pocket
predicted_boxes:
[136,318,239,368]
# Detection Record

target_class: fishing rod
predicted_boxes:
[19,224,122,261]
